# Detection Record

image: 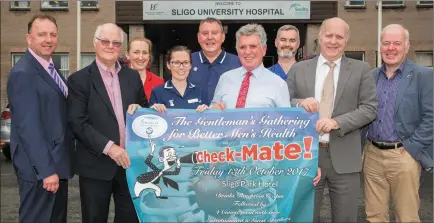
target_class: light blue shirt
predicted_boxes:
[211,64,291,108]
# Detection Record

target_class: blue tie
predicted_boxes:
[48,63,67,97]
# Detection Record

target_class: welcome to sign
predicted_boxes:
[143,1,310,20]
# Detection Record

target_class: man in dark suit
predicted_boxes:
[363,24,433,222]
[7,14,73,223]
[286,17,378,222]
[67,23,148,223]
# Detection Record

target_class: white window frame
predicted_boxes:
[377,1,405,7]
[345,1,366,8]
[41,1,69,10]
[417,1,433,6]
[11,53,24,66]
[81,1,99,9]
[415,51,433,68]
[52,53,70,79]
[10,1,30,9]
[81,53,96,69]
[11,53,69,78]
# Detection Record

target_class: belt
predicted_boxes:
[369,139,403,150]
[319,142,329,148]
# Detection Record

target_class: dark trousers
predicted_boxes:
[79,166,139,223]
[18,178,68,223]
[314,144,360,223]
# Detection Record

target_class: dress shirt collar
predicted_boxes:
[380,57,406,79]
[96,58,121,76]
[28,48,54,70]
[240,64,265,78]
[318,53,342,69]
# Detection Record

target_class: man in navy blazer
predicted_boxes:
[6,14,73,223]
[363,24,433,222]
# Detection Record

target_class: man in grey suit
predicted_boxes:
[363,24,433,222]
[286,17,377,222]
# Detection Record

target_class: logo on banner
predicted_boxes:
[132,114,168,139]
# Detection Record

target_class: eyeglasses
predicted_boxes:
[170,61,191,68]
[95,37,122,48]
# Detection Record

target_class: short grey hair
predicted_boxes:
[235,24,267,49]
[94,23,124,43]
[381,24,410,43]
[276,25,300,41]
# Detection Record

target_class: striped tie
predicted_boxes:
[48,63,68,97]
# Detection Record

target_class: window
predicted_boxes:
[417,1,433,7]
[81,1,98,9]
[378,1,405,8]
[375,52,385,67]
[345,1,366,8]
[10,1,30,10]
[41,1,68,10]
[81,53,95,69]
[12,53,24,66]
[52,54,70,79]
[345,51,365,61]
[11,53,69,78]
[415,52,433,68]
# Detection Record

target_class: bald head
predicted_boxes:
[318,17,350,61]
[94,23,124,43]
[319,17,350,41]
[381,24,409,43]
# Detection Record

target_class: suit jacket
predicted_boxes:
[67,61,148,181]
[7,50,73,181]
[287,55,378,174]
[369,60,433,170]
[136,154,180,185]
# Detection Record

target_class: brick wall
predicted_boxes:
[338,1,433,67]
[0,1,117,110]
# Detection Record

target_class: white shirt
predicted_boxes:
[211,64,291,108]
[315,54,342,142]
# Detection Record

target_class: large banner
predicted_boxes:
[142,1,310,20]
[126,108,318,223]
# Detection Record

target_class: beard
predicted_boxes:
[277,48,296,59]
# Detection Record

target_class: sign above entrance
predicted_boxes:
[143,1,310,20]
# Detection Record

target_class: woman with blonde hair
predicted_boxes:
[125,37,164,101]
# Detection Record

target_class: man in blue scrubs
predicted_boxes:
[189,17,241,103]
[268,25,300,80]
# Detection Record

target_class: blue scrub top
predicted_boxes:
[149,80,209,109]
[268,63,289,80]
[189,50,241,103]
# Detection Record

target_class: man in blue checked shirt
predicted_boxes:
[189,17,241,104]
[268,25,300,80]
[363,24,433,223]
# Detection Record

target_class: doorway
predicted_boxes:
[144,23,307,79]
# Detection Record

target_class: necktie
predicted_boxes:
[48,63,68,97]
[235,71,253,108]
[319,61,336,119]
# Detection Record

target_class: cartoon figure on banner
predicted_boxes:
[134,127,197,200]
